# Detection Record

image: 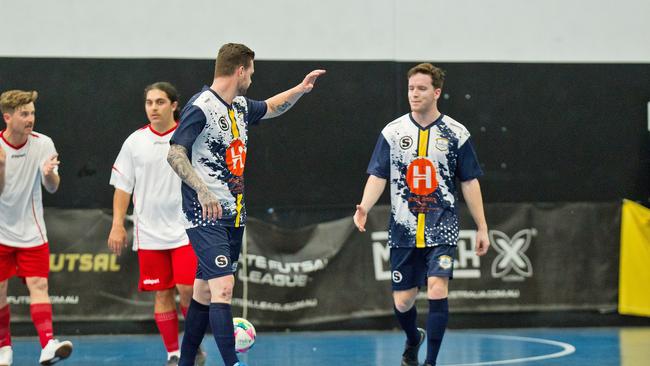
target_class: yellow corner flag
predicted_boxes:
[619,199,650,317]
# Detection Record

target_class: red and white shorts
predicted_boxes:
[0,243,50,281]
[138,244,197,291]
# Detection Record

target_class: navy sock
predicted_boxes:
[425,298,449,365]
[394,305,420,346]
[210,302,239,366]
[179,299,209,366]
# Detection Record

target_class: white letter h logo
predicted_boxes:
[413,166,432,188]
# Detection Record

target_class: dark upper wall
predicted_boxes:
[1,58,648,208]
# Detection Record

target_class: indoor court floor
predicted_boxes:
[9,327,649,365]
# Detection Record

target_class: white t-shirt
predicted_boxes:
[110,124,189,250]
[0,131,58,248]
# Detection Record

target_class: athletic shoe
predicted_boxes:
[165,355,179,366]
[233,363,247,366]
[39,339,73,365]
[400,327,425,366]
[195,346,207,366]
[0,345,12,366]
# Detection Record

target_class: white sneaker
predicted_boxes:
[39,339,73,365]
[0,345,12,366]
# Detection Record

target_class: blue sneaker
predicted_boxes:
[233,363,248,366]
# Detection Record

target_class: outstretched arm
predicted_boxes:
[353,175,387,232]
[167,144,222,221]
[0,148,5,196]
[263,69,326,119]
[461,178,489,256]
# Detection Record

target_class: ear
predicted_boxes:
[171,101,178,112]
[433,88,442,99]
[2,112,10,124]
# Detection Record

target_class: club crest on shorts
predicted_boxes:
[392,270,403,283]
[215,255,229,268]
[438,255,453,270]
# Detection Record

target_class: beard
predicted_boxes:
[237,82,249,96]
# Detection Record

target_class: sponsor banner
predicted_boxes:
[7,209,152,321]
[235,202,620,326]
[8,203,620,325]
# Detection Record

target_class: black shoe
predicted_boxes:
[401,328,426,366]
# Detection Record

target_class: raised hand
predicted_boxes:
[42,154,60,176]
[300,69,326,93]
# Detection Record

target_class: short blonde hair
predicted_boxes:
[0,90,38,114]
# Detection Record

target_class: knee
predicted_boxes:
[26,277,48,294]
[193,282,211,303]
[155,289,175,303]
[177,285,193,304]
[393,296,415,313]
[427,284,448,300]
[217,285,233,302]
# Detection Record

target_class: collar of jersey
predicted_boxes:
[203,85,234,109]
[408,113,444,131]
[0,129,30,150]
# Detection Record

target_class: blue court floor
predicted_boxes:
[10,327,650,366]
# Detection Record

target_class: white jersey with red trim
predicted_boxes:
[0,130,58,248]
[110,124,189,250]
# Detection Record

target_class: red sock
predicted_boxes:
[30,303,54,348]
[154,311,179,352]
[180,305,189,319]
[0,305,11,347]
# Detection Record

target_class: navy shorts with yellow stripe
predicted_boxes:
[186,224,244,280]
[389,245,456,291]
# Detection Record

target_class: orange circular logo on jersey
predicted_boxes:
[406,158,438,195]
[226,139,246,176]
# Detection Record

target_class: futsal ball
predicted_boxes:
[233,317,256,353]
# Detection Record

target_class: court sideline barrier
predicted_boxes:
[7,202,620,326]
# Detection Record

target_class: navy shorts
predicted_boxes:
[186,225,244,280]
[389,245,456,291]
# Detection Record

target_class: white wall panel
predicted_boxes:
[1,0,648,62]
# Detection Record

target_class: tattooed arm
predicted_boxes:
[263,69,326,119]
[167,144,222,220]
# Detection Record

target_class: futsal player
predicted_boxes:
[0,90,73,365]
[353,64,490,366]
[167,43,325,366]
[108,82,205,366]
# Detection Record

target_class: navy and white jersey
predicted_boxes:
[170,86,267,228]
[367,113,482,248]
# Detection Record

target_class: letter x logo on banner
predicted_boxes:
[490,229,534,279]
